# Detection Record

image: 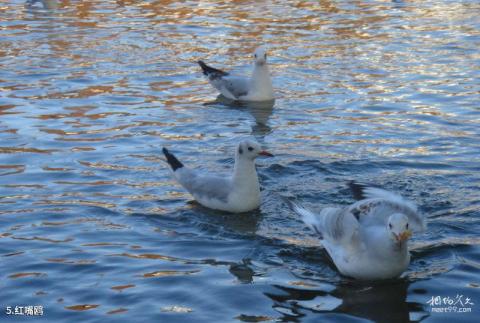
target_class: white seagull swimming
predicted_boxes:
[291,182,427,280]
[197,46,274,101]
[162,140,273,213]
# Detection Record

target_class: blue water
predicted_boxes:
[1,0,479,322]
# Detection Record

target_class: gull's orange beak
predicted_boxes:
[395,230,412,242]
[259,150,273,157]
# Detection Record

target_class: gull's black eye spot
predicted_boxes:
[264,53,267,59]
[238,147,243,154]
[254,54,257,58]
[406,223,409,229]
[248,147,254,151]
[389,223,392,229]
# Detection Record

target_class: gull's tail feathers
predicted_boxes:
[198,60,229,79]
[162,147,184,172]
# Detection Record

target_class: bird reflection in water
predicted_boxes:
[205,95,275,138]
[229,258,256,284]
[185,201,262,236]
[25,0,58,9]
[265,279,429,322]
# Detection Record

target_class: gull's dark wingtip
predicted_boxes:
[197,60,210,76]
[348,181,368,200]
[278,193,299,210]
[197,60,206,69]
[197,60,228,78]
[281,196,295,210]
[162,147,183,171]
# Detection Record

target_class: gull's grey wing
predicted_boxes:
[207,75,249,100]
[198,60,249,100]
[349,182,418,211]
[220,76,249,99]
[174,167,231,203]
[292,203,359,244]
[319,208,360,244]
[347,198,426,232]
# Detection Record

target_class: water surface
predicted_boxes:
[1,0,479,322]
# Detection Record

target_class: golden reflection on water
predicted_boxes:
[81,242,127,247]
[0,209,35,215]
[54,180,129,186]
[110,284,135,291]
[78,161,155,172]
[110,252,184,262]
[39,217,128,230]
[142,269,200,278]
[93,193,160,201]
[107,308,129,315]
[35,199,117,209]
[1,184,45,188]
[0,165,25,176]
[40,126,130,136]
[46,258,96,265]
[65,304,99,311]
[70,146,96,152]
[4,0,471,81]
[0,1,478,322]
[288,281,319,288]
[0,147,58,154]
[11,235,74,243]
[1,195,30,202]
[9,272,46,279]
[0,105,18,115]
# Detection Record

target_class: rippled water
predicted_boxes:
[1,0,479,322]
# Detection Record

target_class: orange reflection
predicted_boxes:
[65,304,99,311]
[9,272,46,279]
[111,284,135,291]
[46,258,96,265]
[107,308,128,315]
[110,252,181,262]
[11,236,73,243]
[142,270,200,278]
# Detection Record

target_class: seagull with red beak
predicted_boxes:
[290,182,426,280]
[162,140,273,213]
[197,46,274,101]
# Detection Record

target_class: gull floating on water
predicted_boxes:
[197,46,274,101]
[25,0,58,9]
[290,182,427,280]
[162,140,273,213]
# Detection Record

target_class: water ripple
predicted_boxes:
[0,0,479,322]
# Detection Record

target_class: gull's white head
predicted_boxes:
[236,140,273,161]
[253,46,268,65]
[387,213,412,243]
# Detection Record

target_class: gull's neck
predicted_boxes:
[251,62,273,94]
[391,239,409,255]
[232,156,259,186]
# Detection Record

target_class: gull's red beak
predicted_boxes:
[259,150,273,157]
[395,230,412,242]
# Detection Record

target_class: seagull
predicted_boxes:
[290,182,427,280]
[25,0,58,9]
[197,46,274,101]
[162,140,273,213]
